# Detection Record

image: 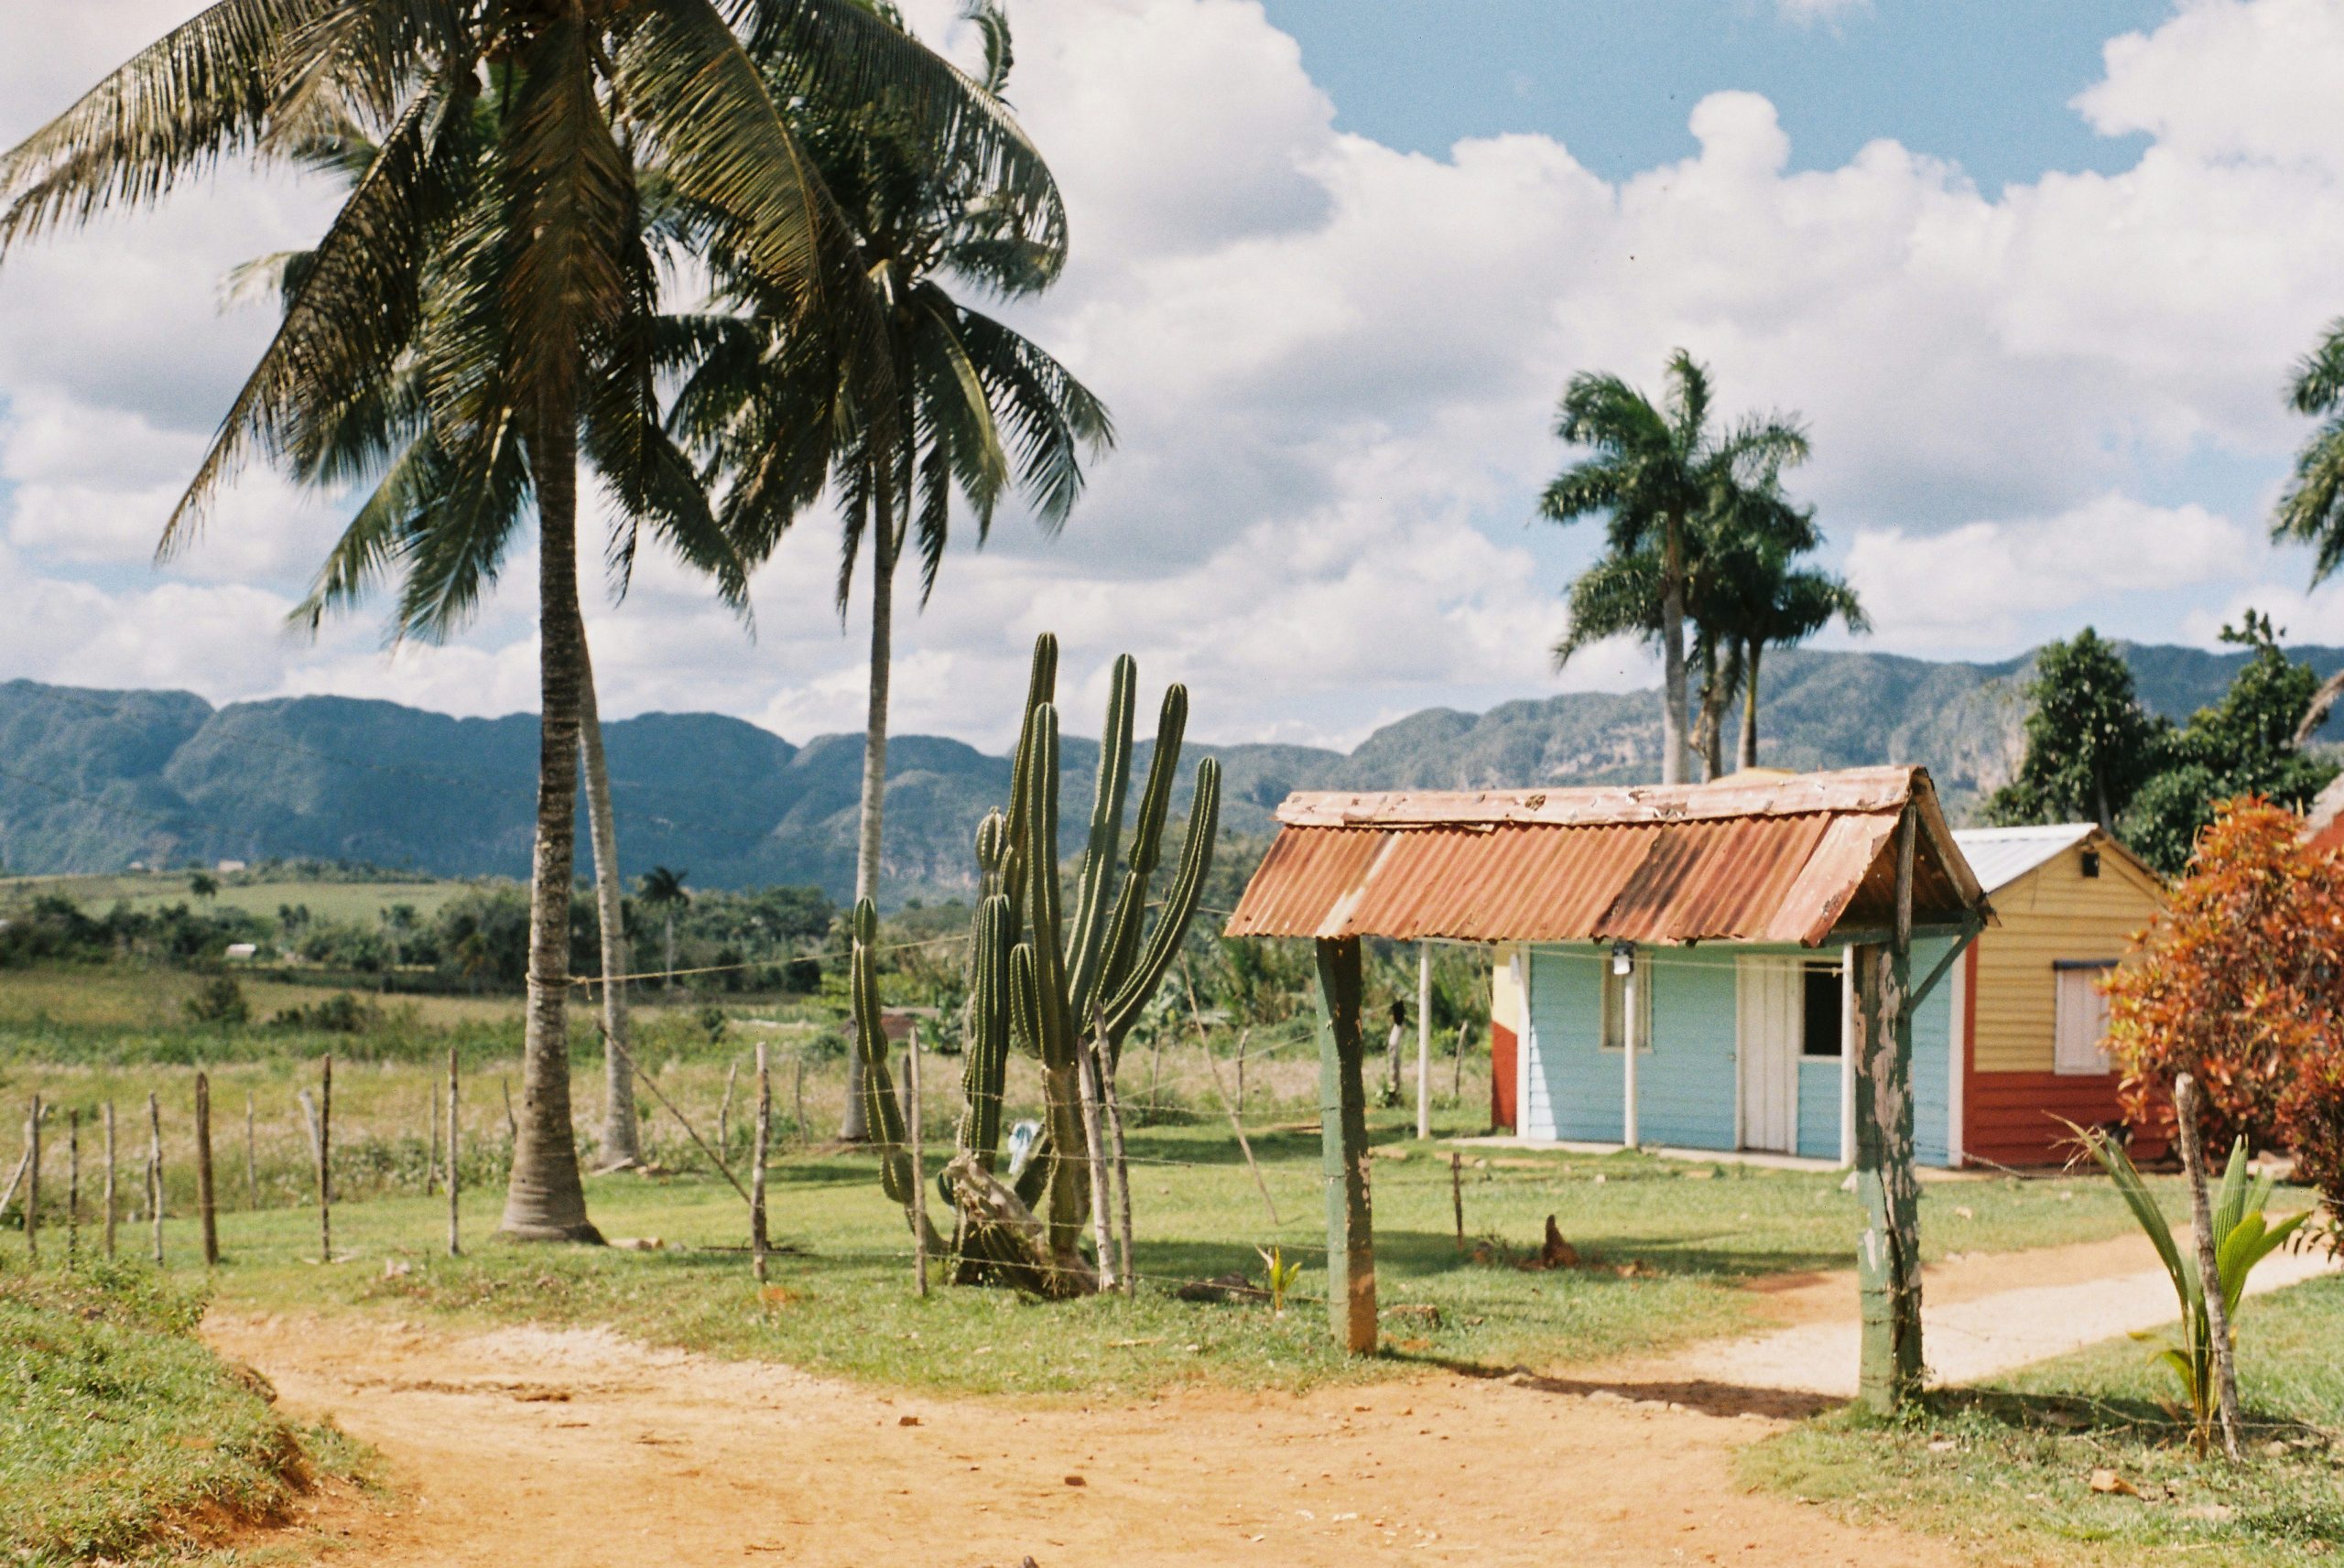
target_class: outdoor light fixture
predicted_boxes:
[1611,940,1636,976]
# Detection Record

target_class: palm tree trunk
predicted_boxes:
[1658,513,1691,785]
[664,911,677,989]
[841,503,898,1142]
[1739,639,1763,772]
[1693,639,1729,781]
[496,409,602,1244]
[577,636,641,1171]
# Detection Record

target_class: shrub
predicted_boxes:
[183,975,250,1026]
[2106,797,2344,1232]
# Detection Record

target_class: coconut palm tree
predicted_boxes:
[672,4,1103,1137]
[1,0,1059,1241]
[1539,351,1807,784]
[639,865,691,989]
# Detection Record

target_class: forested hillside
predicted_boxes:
[3,640,2337,901]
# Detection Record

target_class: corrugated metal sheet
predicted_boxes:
[1225,765,1988,948]
[1950,825,2099,894]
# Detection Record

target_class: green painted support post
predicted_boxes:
[1314,936,1375,1354]
[1852,808,1924,1411]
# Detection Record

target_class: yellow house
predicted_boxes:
[1950,824,2166,1166]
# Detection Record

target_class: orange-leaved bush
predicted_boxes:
[2105,797,2344,1232]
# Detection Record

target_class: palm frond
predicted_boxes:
[165,71,470,554]
[733,0,1064,269]
[2290,317,2344,416]
[0,0,326,250]
[2275,415,2344,582]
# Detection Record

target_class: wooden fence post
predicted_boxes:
[244,1094,257,1210]
[25,1096,39,1263]
[447,1045,461,1259]
[66,1108,80,1269]
[194,1073,218,1267]
[751,1044,771,1283]
[907,1030,928,1298]
[1099,1036,1134,1293]
[1077,1040,1112,1292]
[1851,807,1923,1412]
[317,1055,333,1264]
[1314,936,1375,1354]
[791,1054,807,1151]
[1416,944,1433,1140]
[719,1060,738,1160]
[426,1081,440,1198]
[103,1101,117,1258]
[146,1092,163,1266]
[1450,1151,1465,1251]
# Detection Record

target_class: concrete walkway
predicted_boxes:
[1666,1246,2339,1398]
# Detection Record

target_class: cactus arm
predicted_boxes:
[1097,684,1187,1000]
[1063,654,1137,1028]
[1102,757,1221,1052]
[1000,635,1057,932]
[1021,704,1071,1070]
[957,894,1012,1168]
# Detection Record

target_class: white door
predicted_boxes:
[1737,957,1802,1152]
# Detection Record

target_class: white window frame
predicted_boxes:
[2053,960,2116,1076]
[1599,952,1653,1054]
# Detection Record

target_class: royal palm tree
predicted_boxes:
[1539,352,1807,784]
[639,865,691,989]
[673,4,1102,1137]
[2278,319,2344,744]
[1711,551,1867,773]
[1,0,1058,1241]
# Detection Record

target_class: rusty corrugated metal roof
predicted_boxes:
[1224,765,1988,947]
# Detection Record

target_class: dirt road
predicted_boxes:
[208,1311,1956,1568]
[212,1229,2330,1566]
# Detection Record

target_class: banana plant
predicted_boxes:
[2071,1123,2308,1451]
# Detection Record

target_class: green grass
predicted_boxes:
[0,1260,369,1566]
[0,1080,2208,1400]
[1744,1274,2344,1567]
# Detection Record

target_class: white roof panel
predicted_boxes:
[1951,823,2099,894]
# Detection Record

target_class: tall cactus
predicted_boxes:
[853,633,1221,1295]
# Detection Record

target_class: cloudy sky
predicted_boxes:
[4,0,2343,752]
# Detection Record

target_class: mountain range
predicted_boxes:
[3,640,2338,903]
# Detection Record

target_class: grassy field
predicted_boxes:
[0,871,472,924]
[0,1052,2216,1400]
[1746,1272,2344,1566]
[0,1261,369,1566]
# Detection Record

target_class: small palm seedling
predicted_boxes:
[1256,1246,1305,1316]
[2069,1122,2308,1454]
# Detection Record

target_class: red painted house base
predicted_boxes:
[1959,947,2165,1167]
[1491,1020,1517,1133]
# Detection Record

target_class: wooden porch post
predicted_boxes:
[1851,807,1923,1411]
[1315,936,1376,1353]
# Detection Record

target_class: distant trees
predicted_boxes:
[1540,351,1811,784]
[1988,618,2338,873]
[638,867,693,989]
